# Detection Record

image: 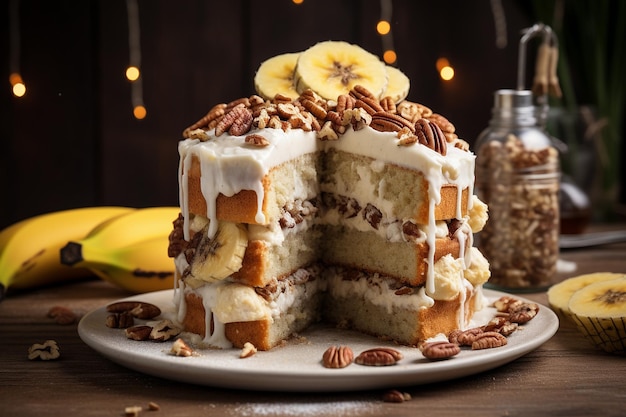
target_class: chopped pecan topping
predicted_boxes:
[362,203,382,229]
[401,221,421,240]
[427,113,455,134]
[317,120,339,141]
[182,103,226,137]
[181,83,465,158]
[171,338,196,357]
[336,195,361,218]
[448,218,462,238]
[508,301,540,324]
[245,133,270,147]
[396,101,432,123]
[168,213,186,258]
[279,199,318,229]
[150,319,182,342]
[240,342,257,358]
[394,286,413,295]
[493,296,539,324]
[482,316,519,336]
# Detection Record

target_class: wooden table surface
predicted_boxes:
[1,226,625,417]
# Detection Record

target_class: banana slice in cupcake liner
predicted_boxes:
[548,272,626,354]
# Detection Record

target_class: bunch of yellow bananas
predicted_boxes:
[0,206,180,299]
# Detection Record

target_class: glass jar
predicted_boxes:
[475,89,560,291]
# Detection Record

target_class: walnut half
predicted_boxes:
[28,340,60,360]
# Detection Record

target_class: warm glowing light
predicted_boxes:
[133,105,147,119]
[292,0,304,4]
[12,82,26,97]
[440,66,455,81]
[377,20,391,35]
[9,72,23,86]
[126,66,140,81]
[435,57,450,72]
[383,50,397,64]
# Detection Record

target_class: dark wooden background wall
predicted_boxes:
[1,0,620,229]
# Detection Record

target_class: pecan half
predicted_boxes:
[125,325,152,341]
[382,390,412,403]
[420,341,461,360]
[379,96,396,113]
[371,111,415,133]
[415,118,447,155]
[322,345,354,368]
[349,85,376,100]
[300,98,328,120]
[355,347,403,366]
[106,301,161,320]
[448,327,483,346]
[355,97,384,115]
[336,94,356,113]
[215,104,253,136]
[105,312,134,329]
[47,306,77,325]
[471,331,508,350]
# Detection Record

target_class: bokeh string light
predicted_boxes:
[9,0,26,98]
[126,0,146,119]
[436,57,455,81]
[378,0,396,64]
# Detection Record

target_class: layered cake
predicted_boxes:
[168,41,490,350]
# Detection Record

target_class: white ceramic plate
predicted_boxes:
[78,289,558,392]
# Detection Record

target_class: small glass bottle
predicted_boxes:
[475,89,560,291]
